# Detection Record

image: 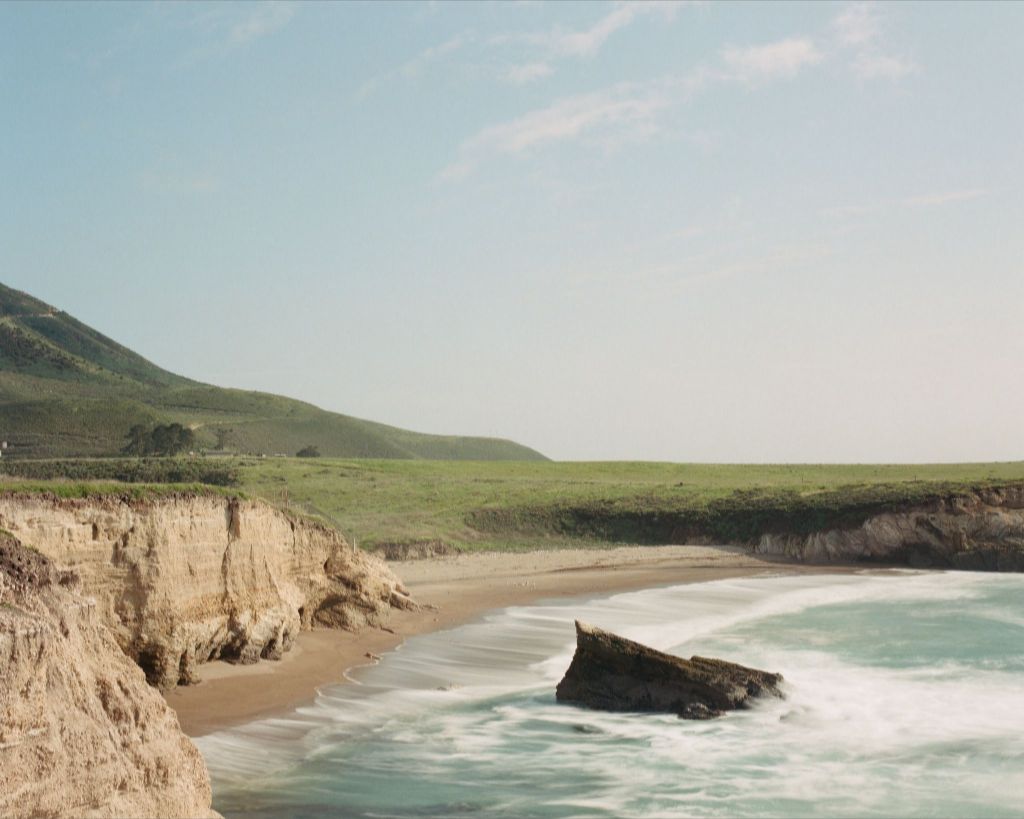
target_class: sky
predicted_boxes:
[2,1,1022,463]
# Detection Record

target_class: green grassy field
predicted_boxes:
[236,458,1024,552]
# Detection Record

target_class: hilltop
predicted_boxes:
[0,282,546,460]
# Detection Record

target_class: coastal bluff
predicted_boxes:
[0,491,415,689]
[0,533,218,818]
[556,621,784,719]
[754,485,1024,569]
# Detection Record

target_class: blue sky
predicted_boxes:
[2,1,1022,462]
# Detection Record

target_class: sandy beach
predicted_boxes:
[166,545,856,736]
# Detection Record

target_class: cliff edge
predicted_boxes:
[0,532,218,818]
[755,485,1024,569]
[0,492,415,689]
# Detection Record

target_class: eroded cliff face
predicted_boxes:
[0,493,415,689]
[0,534,218,818]
[755,486,1024,569]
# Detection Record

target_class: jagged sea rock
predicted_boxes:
[556,621,784,719]
[0,533,218,818]
[0,492,416,689]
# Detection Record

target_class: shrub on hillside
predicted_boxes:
[123,424,195,457]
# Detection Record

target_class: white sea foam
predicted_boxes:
[198,571,1024,818]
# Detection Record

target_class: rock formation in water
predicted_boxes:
[0,532,218,818]
[755,485,1024,569]
[556,621,783,719]
[0,492,416,689]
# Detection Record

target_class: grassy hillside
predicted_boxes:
[234,458,1024,551]
[0,282,545,461]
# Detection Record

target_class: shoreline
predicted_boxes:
[166,545,860,737]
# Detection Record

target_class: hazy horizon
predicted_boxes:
[4,1,1022,462]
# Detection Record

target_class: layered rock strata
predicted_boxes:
[0,492,415,689]
[556,621,784,719]
[755,485,1024,569]
[0,533,218,818]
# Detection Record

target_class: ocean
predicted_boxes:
[198,571,1024,818]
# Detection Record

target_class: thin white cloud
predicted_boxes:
[722,38,823,82]
[415,34,469,67]
[442,34,829,180]
[176,2,297,67]
[441,82,671,180]
[496,1,689,61]
[364,2,690,95]
[506,62,554,85]
[904,189,989,207]
[554,2,670,58]
[832,2,918,82]
[852,52,916,80]
[358,33,471,99]
[833,2,882,47]
[228,2,296,46]
[825,188,990,220]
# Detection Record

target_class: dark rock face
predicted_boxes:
[556,621,784,719]
[0,531,75,590]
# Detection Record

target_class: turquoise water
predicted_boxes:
[199,571,1024,818]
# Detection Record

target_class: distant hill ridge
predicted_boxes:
[0,282,546,461]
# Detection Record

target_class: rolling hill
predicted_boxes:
[0,282,546,460]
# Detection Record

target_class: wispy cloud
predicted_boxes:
[416,34,470,66]
[832,2,918,81]
[722,38,823,82]
[443,32,828,180]
[362,2,690,95]
[441,82,672,180]
[904,189,989,207]
[177,2,297,67]
[547,1,681,58]
[228,2,296,47]
[825,188,990,221]
[492,1,690,83]
[358,33,471,99]
[833,2,882,47]
[852,52,916,80]
[505,62,554,85]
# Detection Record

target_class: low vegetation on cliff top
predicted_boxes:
[0,478,240,501]
[4,457,1022,552]
[237,458,1024,552]
[0,457,239,486]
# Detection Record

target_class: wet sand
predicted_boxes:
[166,545,855,736]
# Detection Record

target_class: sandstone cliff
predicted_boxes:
[0,492,415,689]
[0,533,218,818]
[755,485,1024,569]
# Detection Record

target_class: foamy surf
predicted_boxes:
[198,571,1024,818]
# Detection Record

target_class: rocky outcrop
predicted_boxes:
[0,492,415,689]
[0,533,218,818]
[556,621,783,719]
[755,486,1024,569]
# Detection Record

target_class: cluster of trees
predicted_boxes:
[123,423,196,457]
[296,445,321,458]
